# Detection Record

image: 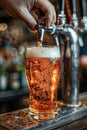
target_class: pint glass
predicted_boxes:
[25,44,61,120]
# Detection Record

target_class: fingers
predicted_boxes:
[45,4,56,26]
[19,0,56,31]
[35,0,56,26]
[1,0,56,31]
[0,0,37,31]
[16,7,37,31]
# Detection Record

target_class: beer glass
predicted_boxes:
[25,44,61,120]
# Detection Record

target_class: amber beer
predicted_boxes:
[25,46,61,120]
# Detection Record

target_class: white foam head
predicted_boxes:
[26,46,60,58]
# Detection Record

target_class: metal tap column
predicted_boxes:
[60,25,80,107]
[56,0,80,107]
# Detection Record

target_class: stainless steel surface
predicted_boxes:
[59,25,80,106]
[0,93,87,130]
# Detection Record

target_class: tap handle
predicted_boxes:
[35,24,56,42]
[36,24,56,34]
[81,0,87,29]
[72,0,76,14]
[57,0,66,25]
[61,0,65,14]
[82,0,87,16]
[71,0,78,27]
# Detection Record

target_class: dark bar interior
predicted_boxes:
[0,0,87,129]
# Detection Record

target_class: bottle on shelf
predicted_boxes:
[0,43,8,91]
[18,46,27,89]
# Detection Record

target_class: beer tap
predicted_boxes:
[71,0,83,47]
[55,0,79,107]
[36,0,81,107]
[36,21,80,107]
[36,0,66,44]
[79,0,87,51]
[58,0,81,107]
[71,0,78,28]
[81,0,87,30]
[57,0,66,25]
[58,25,80,107]
[36,24,56,42]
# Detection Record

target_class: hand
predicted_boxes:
[0,0,56,31]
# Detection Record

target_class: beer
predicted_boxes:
[25,46,61,120]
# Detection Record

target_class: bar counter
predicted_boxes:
[0,92,87,130]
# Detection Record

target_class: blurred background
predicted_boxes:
[0,0,87,114]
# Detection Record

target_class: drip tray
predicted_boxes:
[0,103,87,130]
